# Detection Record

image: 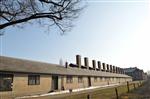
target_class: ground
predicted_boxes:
[2,80,148,99]
[120,79,150,99]
[21,81,142,99]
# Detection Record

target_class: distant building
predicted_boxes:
[124,67,147,81]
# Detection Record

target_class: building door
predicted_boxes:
[0,73,13,91]
[51,76,58,90]
[88,77,91,87]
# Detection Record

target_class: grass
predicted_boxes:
[30,82,143,99]
[120,80,150,99]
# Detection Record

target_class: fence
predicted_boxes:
[68,81,144,99]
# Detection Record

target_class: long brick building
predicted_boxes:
[0,55,132,98]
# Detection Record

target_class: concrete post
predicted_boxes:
[84,57,89,69]
[76,55,81,68]
[92,60,96,70]
[97,61,101,71]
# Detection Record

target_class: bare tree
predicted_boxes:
[0,0,83,33]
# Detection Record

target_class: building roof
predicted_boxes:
[0,56,130,78]
[123,68,137,73]
[123,67,143,73]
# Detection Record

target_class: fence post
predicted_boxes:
[138,83,140,87]
[87,94,90,99]
[140,81,142,86]
[133,83,136,89]
[127,81,130,93]
[115,88,119,99]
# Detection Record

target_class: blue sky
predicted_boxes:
[1,0,150,72]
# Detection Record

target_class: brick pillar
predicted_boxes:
[97,61,101,71]
[84,57,89,69]
[102,63,106,71]
[76,55,81,68]
[92,60,96,70]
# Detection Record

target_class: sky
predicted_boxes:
[0,0,150,72]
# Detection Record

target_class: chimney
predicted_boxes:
[115,67,118,73]
[65,62,68,68]
[102,63,106,71]
[92,60,96,70]
[113,66,116,73]
[118,68,121,74]
[123,69,125,74]
[110,65,113,72]
[120,68,122,74]
[119,68,122,74]
[121,68,124,74]
[106,64,110,72]
[97,61,101,71]
[116,67,119,74]
[76,55,81,68]
[84,57,89,69]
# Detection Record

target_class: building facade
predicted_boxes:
[0,55,132,98]
[124,67,147,81]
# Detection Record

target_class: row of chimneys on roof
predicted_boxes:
[75,55,125,74]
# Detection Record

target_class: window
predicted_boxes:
[94,77,97,82]
[0,73,13,91]
[78,77,83,83]
[28,75,40,85]
[66,76,73,83]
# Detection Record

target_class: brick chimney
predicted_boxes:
[102,63,106,71]
[106,64,110,72]
[110,65,113,72]
[84,57,89,69]
[65,62,68,68]
[116,67,119,74]
[113,66,116,73]
[76,55,81,68]
[97,61,101,71]
[92,60,96,70]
